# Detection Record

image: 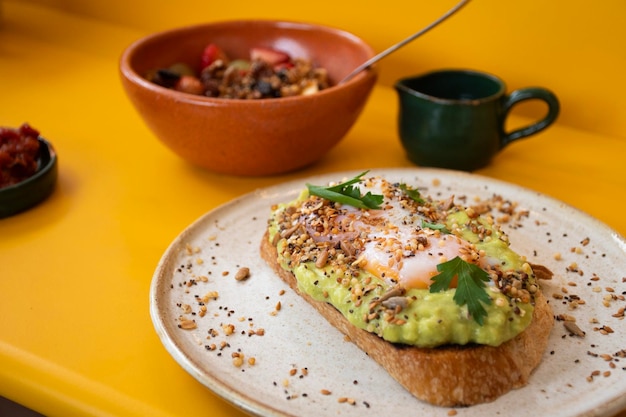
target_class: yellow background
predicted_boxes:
[1,1,625,416]
[18,0,626,140]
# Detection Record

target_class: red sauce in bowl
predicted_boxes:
[0,123,41,189]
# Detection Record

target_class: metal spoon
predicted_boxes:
[338,0,471,85]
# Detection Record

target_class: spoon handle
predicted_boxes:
[339,0,471,85]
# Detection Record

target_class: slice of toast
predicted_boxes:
[261,231,554,407]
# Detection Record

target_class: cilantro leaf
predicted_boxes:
[429,256,492,325]
[306,171,383,210]
[421,220,451,234]
[399,183,425,204]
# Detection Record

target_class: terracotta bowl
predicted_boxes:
[119,20,377,176]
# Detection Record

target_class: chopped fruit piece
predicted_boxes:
[200,43,229,70]
[227,59,252,73]
[250,47,290,65]
[168,62,196,76]
[273,61,295,71]
[174,75,205,95]
[300,81,320,95]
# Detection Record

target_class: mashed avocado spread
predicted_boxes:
[268,175,539,348]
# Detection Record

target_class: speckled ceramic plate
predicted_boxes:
[150,168,626,417]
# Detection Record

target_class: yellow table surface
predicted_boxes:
[1,2,626,417]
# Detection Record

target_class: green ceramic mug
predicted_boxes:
[395,69,560,171]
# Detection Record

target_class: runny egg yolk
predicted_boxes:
[361,234,473,289]
[311,177,486,290]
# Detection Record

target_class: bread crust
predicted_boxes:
[261,231,554,407]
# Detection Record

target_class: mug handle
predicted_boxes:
[501,87,560,148]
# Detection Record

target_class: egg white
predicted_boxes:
[337,177,480,289]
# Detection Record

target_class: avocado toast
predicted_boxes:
[261,172,553,406]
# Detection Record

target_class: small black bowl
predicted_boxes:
[0,137,58,218]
